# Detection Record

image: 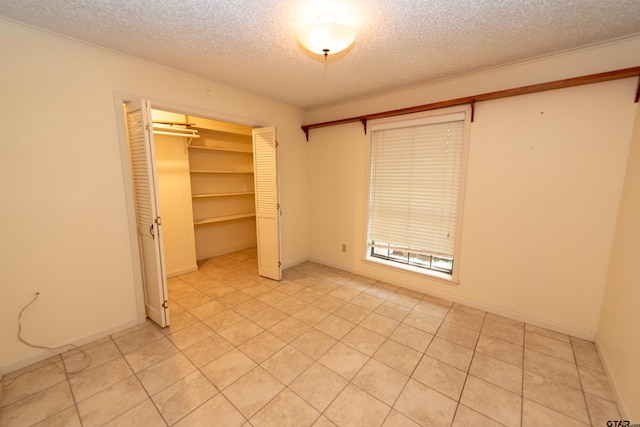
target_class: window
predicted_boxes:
[366,108,469,280]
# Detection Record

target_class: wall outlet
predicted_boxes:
[342,244,347,253]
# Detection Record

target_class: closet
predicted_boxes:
[123,99,281,328]
[187,115,257,261]
[152,109,257,275]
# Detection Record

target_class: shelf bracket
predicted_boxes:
[360,118,368,135]
[302,126,310,142]
[470,100,476,123]
[635,75,640,103]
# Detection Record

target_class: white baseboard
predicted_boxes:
[166,264,198,278]
[283,257,310,270]
[594,337,630,420]
[196,243,257,262]
[410,284,595,341]
[308,257,596,341]
[0,317,142,376]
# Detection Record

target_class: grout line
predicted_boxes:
[61,347,86,427]
[450,305,483,426]
[5,253,616,427]
[521,321,526,427]
[114,334,169,426]
[572,339,594,426]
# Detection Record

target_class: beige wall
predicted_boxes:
[0,20,308,373]
[306,36,640,125]
[305,37,640,338]
[1,20,639,420]
[597,103,640,419]
[154,133,197,277]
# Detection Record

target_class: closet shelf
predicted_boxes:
[189,145,252,154]
[190,170,254,174]
[192,192,255,198]
[193,212,256,225]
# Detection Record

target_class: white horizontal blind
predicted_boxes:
[368,116,465,259]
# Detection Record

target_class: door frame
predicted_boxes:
[113,91,270,324]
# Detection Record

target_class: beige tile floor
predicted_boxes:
[0,248,622,426]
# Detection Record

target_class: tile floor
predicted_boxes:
[0,248,622,426]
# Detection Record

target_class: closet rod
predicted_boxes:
[152,130,200,138]
[300,66,640,141]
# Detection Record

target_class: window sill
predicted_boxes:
[363,256,460,286]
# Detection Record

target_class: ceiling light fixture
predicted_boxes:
[297,13,356,60]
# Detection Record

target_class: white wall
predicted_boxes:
[597,104,640,420]
[305,37,640,338]
[0,20,308,373]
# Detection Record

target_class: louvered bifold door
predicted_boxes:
[125,99,170,327]
[252,127,282,280]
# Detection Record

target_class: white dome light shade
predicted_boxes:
[297,14,356,57]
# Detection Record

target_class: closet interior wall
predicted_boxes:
[151,109,257,276]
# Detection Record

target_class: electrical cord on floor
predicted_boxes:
[3,292,93,388]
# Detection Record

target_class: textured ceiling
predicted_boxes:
[1,0,639,109]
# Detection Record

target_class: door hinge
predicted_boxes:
[275,140,279,148]
[162,300,168,309]
[155,216,162,225]
[278,261,281,267]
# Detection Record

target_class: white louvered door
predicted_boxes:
[252,127,282,280]
[125,99,170,327]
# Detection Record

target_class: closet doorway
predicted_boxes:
[119,98,281,328]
